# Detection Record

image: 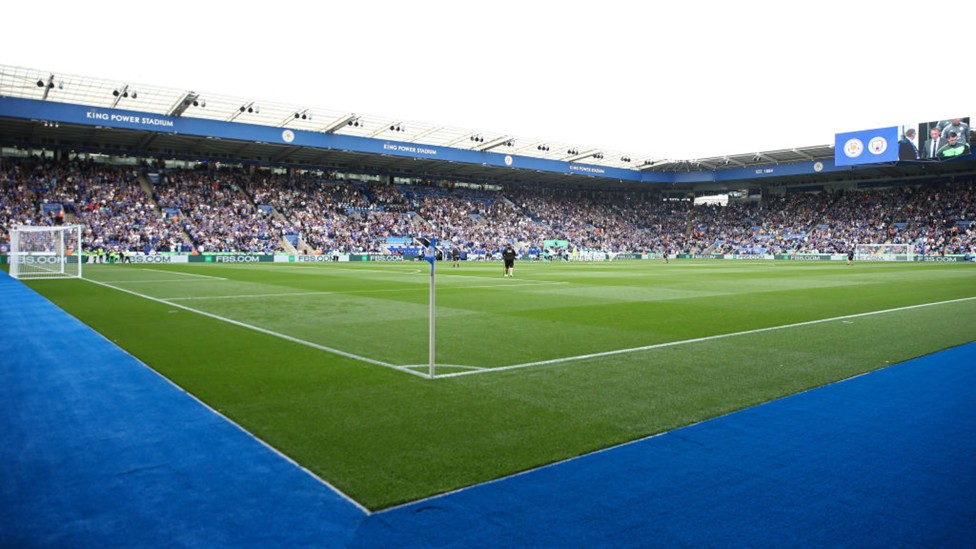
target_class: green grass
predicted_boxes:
[18,259,976,509]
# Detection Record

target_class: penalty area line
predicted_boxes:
[434,295,976,379]
[83,278,428,379]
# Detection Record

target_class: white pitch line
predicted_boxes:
[98,279,228,284]
[458,281,569,290]
[442,274,569,284]
[218,263,573,285]
[164,281,568,301]
[82,278,429,379]
[433,295,976,379]
[164,287,428,301]
[84,329,372,515]
[403,363,487,372]
[140,268,227,280]
[381,357,879,515]
[167,291,337,301]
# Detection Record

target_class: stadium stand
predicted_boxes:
[2,154,974,258]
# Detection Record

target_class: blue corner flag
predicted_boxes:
[424,238,437,267]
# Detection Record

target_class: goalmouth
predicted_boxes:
[8,224,83,280]
[854,243,915,262]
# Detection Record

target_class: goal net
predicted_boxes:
[8,224,83,280]
[853,243,915,262]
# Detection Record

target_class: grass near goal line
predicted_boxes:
[16,259,976,509]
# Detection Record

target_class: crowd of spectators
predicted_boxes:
[153,172,283,253]
[695,184,976,256]
[0,156,190,255]
[2,156,974,259]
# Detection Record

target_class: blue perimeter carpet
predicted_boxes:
[1,270,974,547]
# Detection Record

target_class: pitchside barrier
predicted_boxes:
[7,252,970,266]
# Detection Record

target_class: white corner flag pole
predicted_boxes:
[427,243,436,379]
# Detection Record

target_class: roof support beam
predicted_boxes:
[791,148,815,160]
[320,113,358,133]
[40,74,55,101]
[637,159,668,171]
[565,149,601,163]
[227,101,257,123]
[370,121,406,138]
[475,136,515,152]
[110,84,130,109]
[721,156,746,167]
[169,92,201,117]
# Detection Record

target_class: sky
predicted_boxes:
[4,1,975,161]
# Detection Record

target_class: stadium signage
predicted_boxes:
[129,254,189,264]
[917,256,966,262]
[569,165,607,175]
[293,255,337,262]
[277,254,350,263]
[348,254,403,262]
[212,255,262,263]
[85,110,174,128]
[14,255,67,264]
[856,256,897,262]
[777,254,834,261]
[725,254,773,260]
[383,143,438,156]
[1,97,898,186]
[834,126,899,166]
[189,254,275,263]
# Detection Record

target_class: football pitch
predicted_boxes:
[18,259,976,510]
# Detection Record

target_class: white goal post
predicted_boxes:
[8,224,83,280]
[853,243,915,262]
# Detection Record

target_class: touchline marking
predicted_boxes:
[77,326,371,515]
[404,363,487,372]
[459,281,569,290]
[167,291,337,301]
[434,296,976,379]
[442,273,569,284]
[381,350,891,515]
[83,278,428,379]
[163,281,568,301]
[100,279,228,284]
[141,268,227,280]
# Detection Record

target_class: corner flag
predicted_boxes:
[415,236,437,377]
[418,237,437,267]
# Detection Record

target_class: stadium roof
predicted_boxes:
[2,64,973,189]
[0,65,837,171]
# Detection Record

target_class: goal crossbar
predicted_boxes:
[8,224,83,280]
[853,243,914,262]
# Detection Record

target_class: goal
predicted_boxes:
[853,243,915,262]
[8,224,83,280]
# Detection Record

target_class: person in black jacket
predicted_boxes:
[922,126,945,159]
[898,128,919,160]
[502,244,516,277]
